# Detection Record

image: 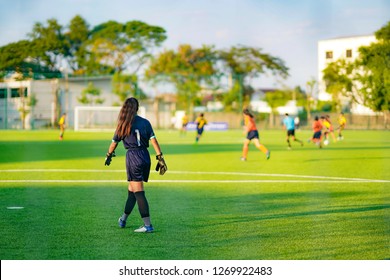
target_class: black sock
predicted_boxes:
[124,191,137,214]
[287,139,291,147]
[134,191,150,218]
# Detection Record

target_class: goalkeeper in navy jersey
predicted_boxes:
[105,97,167,233]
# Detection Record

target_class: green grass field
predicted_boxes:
[0,129,389,260]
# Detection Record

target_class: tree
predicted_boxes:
[356,21,390,126]
[78,82,104,105]
[28,18,68,71]
[145,44,218,113]
[64,15,90,74]
[87,20,167,74]
[305,78,317,121]
[11,72,39,129]
[0,40,61,78]
[111,73,147,104]
[264,89,292,127]
[322,59,355,112]
[218,45,289,110]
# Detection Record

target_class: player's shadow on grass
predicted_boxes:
[0,140,110,164]
[0,140,243,164]
[305,145,390,151]
[163,143,242,155]
[306,156,390,162]
[202,191,390,224]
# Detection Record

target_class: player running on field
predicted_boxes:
[283,113,303,150]
[241,108,270,161]
[322,115,337,143]
[337,112,347,140]
[180,112,189,136]
[195,113,207,143]
[308,116,323,148]
[58,113,66,140]
[105,97,167,233]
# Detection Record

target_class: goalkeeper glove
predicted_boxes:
[155,153,167,175]
[104,151,116,166]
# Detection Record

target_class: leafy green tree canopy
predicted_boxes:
[78,82,104,105]
[218,45,289,79]
[357,21,390,114]
[218,45,289,109]
[145,44,218,111]
[88,20,167,74]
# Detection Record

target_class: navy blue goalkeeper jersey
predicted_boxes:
[112,115,155,150]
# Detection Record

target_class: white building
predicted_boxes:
[0,75,118,129]
[317,35,377,114]
[0,75,176,130]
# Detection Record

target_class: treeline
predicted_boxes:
[0,15,290,111]
[0,15,389,120]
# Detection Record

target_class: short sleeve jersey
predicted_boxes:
[244,115,257,132]
[338,115,346,126]
[195,116,207,129]
[283,116,295,130]
[182,115,188,125]
[312,120,323,133]
[323,120,331,129]
[112,115,155,150]
[58,116,65,125]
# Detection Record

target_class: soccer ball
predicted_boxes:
[323,139,329,146]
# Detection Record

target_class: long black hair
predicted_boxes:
[243,108,254,118]
[115,97,139,137]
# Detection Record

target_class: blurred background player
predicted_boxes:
[195,113,207,143]
[105,97,167,233]
[180,112,189,136]
[337,112,347,140]
[308,115,323,148]
[323,115,337,143]
[58,113,66,140]
[241,108,270,161]
[294,116,300,130]
[283,113,303,150]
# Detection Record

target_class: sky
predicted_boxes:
[0,0,389,89]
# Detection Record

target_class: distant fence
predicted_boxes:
[0,108,388,130]
[170,112,388,130]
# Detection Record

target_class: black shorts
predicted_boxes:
[125,149,151,182]
[313,131,322,140]
[247,130,259,140]
[197,127,204,135]
[287,129,295,136]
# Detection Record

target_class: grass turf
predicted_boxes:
[0,129,389,260]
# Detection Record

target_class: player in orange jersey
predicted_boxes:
[308,116,323,148]
[241,108,270,161]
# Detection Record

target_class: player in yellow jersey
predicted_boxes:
[323,115,337,143]
[181,113,189,135]
[337,112,347,140]
[58,113,66,140]
[241,109,270,161]
[195,113,207,143]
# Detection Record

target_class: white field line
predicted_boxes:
[0,169,389,183]
[0,180,388,183]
